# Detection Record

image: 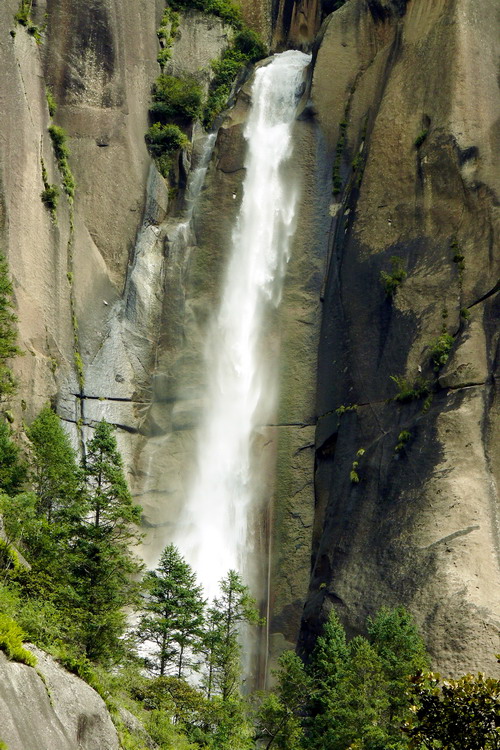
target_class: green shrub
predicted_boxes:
[0,613,37,666]
[14,0,30,26]
[48,125,68,160]
[48,126,75,199]
[0,539,19,573]
[390,375,431,403]
[203,31,266,126]
[335,403,358,416]
[460,307,470,321]
[40,184,59,213]
[27,24,41,42]
[394,430,411,453]
[45,87,57,117]
[380,256,407,297]
[145,123,189,174]
[150,75,203,122]
[429,332,454,371]
[233,28,266,61]
[332,119,348,195]
[168,0,243,28]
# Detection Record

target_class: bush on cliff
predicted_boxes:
[0,613,37,666]
[150,75,203,123]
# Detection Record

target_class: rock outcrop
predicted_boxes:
[295,0,500,676]
[0,647,119,750]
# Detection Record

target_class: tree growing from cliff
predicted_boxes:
[136,543,205,678]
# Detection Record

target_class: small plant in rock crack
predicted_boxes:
[390,375,431,403]
[394,430,411,453]
[350,448,365,483]
[414,129,428,148]
[380,256,407,298]
[336,404,358,417]
[429,331,454,371]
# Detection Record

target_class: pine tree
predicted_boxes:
[76,420,143,662]
[137,544,205,677]
[0,419,27,496]
[367,606,428,728]
[202,570,261,701]
[26,406,83,523]
[255,650,310,750]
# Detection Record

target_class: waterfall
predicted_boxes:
[176,50,311,600]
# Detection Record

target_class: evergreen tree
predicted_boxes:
[26,406,83,523]
[137,544,205,678]
[202,570,261,701]
[367,606,429,729]
[0,420,27,496]
[302,608,428,750]
[76,420,143,662]
[255,650,310,750]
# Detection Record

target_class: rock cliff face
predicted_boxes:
[0,647,119,750]
[0,0,499,698]
[295,0,500,675]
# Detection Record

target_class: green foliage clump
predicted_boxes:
[414,129,428,148]
[145,123,190,177]
[0,613,37,666]
[380,255,407,298]
[258,608,428,750]
[40,184,59,213]
[335,403,358,417]
[14,0,41,40]
[0,539,19,574]
[168,0,243,28]
[45,87,57,117]
[390,374,431,403]
[203,29,266,126]
[429,331,454,371]
[451,237,465,268]
[48,125,75,200]
[405,669,500,749]
[156,8,180,69]
[332,119,347,194]
[394,429,411,453]
[349,447,365,484]
[0,420,27,495]
[151,75,203,123]
[460,306,470,320]
[74,350,84,391]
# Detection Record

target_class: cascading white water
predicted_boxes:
[176,50,311,600]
